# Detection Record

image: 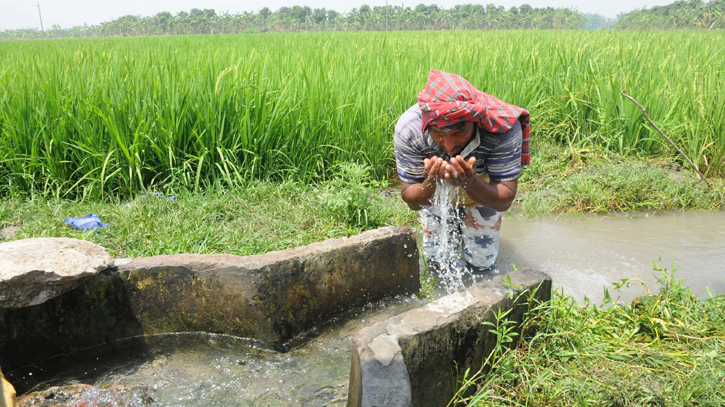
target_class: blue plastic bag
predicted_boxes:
[63,214,109,230]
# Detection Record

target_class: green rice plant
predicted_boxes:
[1,31,724,199]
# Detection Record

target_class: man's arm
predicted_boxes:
[461,177,518,212]
[444,156,518,212]
[400,155,518,212]
[400,180,435,211]
[401,170,517,212]
[399,156,447,211]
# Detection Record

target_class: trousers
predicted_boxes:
[419,204,503,272]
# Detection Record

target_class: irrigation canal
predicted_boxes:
[15,210,725,406]
[497,209,725,304]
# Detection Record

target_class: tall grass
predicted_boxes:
[1,31,724,199]
[453,265,725,406]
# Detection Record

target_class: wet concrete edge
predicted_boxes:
[347,269,552,407]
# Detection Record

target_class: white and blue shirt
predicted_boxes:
[394,104,523,185]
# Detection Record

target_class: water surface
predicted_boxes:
[496,210,725,304]
[14,296,426,406]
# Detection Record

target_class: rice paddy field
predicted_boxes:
[2,30,725,407]
[1,30,724,199]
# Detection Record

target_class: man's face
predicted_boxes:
[428,121,475,156]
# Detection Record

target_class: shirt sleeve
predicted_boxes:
[394,129,426,184]
[486,120,522,182]
[394,107,427,184]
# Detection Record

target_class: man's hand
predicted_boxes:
[443,156,477,188]
[400,156,447,210]
[422,156,447,185]
[402,154,516,212]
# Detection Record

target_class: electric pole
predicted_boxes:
[385,0,388,31]
[385,0,390,31]
[37,2,44,32]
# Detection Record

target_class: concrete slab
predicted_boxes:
[348,269,552,407]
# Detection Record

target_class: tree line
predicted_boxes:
[618,0,725,30]
[1,0,723,40]
[1,4,586,39]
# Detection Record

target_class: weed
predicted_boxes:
[452,264,725,406]
[318,162,390,232]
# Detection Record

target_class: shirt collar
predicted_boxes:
[460,128,481,159]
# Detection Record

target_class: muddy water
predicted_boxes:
[14,211,725,406]
[496,210,725,304]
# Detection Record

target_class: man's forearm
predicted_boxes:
[463,178,517,212]
[400,180,436,211]
[400,177,517,212]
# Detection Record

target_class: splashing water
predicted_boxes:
[426,181,471,294]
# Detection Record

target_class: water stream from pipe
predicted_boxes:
[424,181,470,294]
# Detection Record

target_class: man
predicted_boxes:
[394,70,530,273]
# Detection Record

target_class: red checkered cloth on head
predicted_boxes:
[418,70,531,166]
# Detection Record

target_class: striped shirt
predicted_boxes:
[394,104,522,185]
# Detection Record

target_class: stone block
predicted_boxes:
[348,269,551,407]
[0,238,113,308]
[117,226,420,347]
[0,226,419,394]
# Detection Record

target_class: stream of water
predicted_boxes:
[14,210,725,406]
[423,181,467,294]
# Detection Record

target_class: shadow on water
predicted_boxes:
[1,269,146,395]
[7,335,151,395]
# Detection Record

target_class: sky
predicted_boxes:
[1,0,681,31]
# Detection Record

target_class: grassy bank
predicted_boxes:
[0,164,416,258]
[1,31,725,199]
[453,266,725,406]
[517,139,724,217]
[1,153,723,258]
